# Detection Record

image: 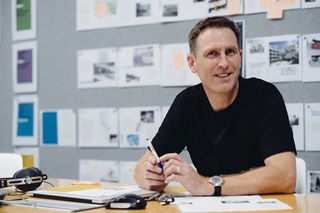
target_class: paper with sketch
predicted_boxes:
[12,41,38,93]
[305,103,320,151]
[160,43,200,87]
[40,109,76,147]
[12,95,38,146]
[286,103,304,151]
[118,44,160,87]
[117,0,160,27]
[160,0,207,23]
[77,48,118,89]
[302,34,320,82]
[78,108,119,147]
[119,106,162,148]
[79,159,119,182]
[246,34,302,82]
[76,0,118,31]
[174,195,292,212]
[12,0,36,41]
[119,161,137,185]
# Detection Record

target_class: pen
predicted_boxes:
[147,138,163,171]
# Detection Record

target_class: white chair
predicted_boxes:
[0,153,23,178]
[295,157,307,194]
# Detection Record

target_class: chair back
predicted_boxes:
[295,157,307,194]
[0,153,23,178]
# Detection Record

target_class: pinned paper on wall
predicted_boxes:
[14,147,39,168]
[227,0,242,15]
[12,95,38,146]
[305,103,320,151]
[40,109,76,147]
[12,0,36,41]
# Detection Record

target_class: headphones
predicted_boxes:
[0,167,48,192]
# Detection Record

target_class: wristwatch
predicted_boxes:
[209,175,223,196]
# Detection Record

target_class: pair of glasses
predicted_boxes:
[148,192,175,205]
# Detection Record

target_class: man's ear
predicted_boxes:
[187,54,197,73]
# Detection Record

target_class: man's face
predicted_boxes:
[188,27,242,96]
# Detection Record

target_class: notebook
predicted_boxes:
[28,185,156,204]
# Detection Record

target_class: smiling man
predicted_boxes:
[134,16,297,196]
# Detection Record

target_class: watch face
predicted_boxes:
[210,176,223,185]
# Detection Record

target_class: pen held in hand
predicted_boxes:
[147,139,163,171]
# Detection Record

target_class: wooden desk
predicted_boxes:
[1,178,320,213]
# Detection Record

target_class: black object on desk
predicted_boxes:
[105,193,147,209]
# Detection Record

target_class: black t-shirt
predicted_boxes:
[152,76,296,177]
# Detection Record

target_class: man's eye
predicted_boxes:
[208,51,217,56]
[226,49,236,55]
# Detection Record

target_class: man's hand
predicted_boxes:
[134,151,167,192]
[160,153,214,196]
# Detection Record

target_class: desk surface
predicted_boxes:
[1,178,320,213]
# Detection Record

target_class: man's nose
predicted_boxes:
[218,54,229,69]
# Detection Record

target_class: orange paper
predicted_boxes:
[227,0,242,15]
[267,1,284,19]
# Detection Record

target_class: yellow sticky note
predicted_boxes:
[267,1,284,19]
[95,2,107,18]
[227,0,241,15]
[22,154,34,168]
[172,52,185,70]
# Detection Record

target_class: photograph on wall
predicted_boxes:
[246,34,302,82]
[14,147,39,168]
[117,0,160,27]
[78,108,119,147]
[119,106,161,148]
[305,103,320,151]
[160,42,200,87]
[118,44,160,87]
[12,41,37,93]
[285,103,304,151]
[302,0,320,8]
[79,159,119,182]
[302,33,320,82]
[160,0,207,23]
[11,0,36,41]
[307,171,320,194]
[76,0,118,31]
[40,109,76,147]
[77,48,118,89]
[12,95,38,146]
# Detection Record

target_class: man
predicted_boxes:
[134,16,296,196]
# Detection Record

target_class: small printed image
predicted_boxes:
[127,134,139,146]
[308,171,320,194]
[126,74,140,82]
[289,114,299,125]
[249,40,265,54]
[109,134,118,143]
[136,3,151,17]
[269,39,299,66]
[208,0,227,13]
[93,62,115,81]
[163,4,178,17]
[307,39,320,68]
[133,46,154,67]
[140,111,154,123]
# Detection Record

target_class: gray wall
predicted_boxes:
[0,1,319,180]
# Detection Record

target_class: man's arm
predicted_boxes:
[161,151,296,196]
[134,150,168,192]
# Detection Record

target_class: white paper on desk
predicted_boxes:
[174,195,292,212]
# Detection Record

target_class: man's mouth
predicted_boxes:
[215,73,231,78]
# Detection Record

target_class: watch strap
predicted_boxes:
[213,185,222,196]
